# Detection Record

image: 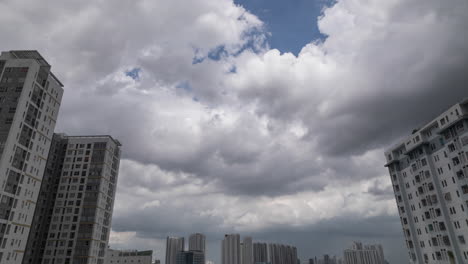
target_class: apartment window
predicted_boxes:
[462,185,468,194]
[421,158,427,166]
[459,236,466,244]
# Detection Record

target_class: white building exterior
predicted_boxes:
[343,242,384,264]
[0,50,64,263]
[104,249,152,264]
[385,99,468,263]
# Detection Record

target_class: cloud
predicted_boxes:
[1,0,468,263]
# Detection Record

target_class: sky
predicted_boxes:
[1,0,468,263]
[234,0,326,54]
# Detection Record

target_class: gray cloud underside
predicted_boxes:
[1,0,468,263]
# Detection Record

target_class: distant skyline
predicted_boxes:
[1,0,468,263]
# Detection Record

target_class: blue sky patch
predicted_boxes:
[125,68,141,81]
[235,0,329,55]
[176,81,193,92]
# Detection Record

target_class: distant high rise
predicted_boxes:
[343,242,384,264]
[176,251,205,264]
[25,135,122,264]
[104,249,152,264]
[384,99,468,264]
[0,50,64,264]
[189,233,206,253]
[310,255,342,264]
[253,243,268,263]
[222,234,240,264]
[268,244,297,264]
[241,237,253,264]
[167,237,185,264]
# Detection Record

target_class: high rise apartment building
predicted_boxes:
[0,50,64,263]
[22,133,68,264]
[241,237,253,264]
[222,234,240,264]
[166,237,185,264]
[385,99,468,263]
[24,134,121,264]
[252,243,267,264]
[267,244,297,264]
[222,236,298,264]
[189,233,206,253]
[343,242,384,264]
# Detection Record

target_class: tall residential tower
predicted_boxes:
[222,234,240,264]
[343,242,385,264]
[24,135,122,264]
[252,243,268,264]
[189,233,206,253]
[385,99,468,263]
[0,50,64,263]
[241,237,253,264]
[268,244,297,264]
[166,237,185,264]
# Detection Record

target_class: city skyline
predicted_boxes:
[1,0,468,263]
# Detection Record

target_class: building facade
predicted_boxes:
[104,248,152,264]
[188,233,206,253]
[176,251,204,264]
[166,237,185,264]
[24,135,121,264]
[241,237,253,264]
[22,133,68,264]
[343,242,384,264]
[222,234,240,264]
[0,50,64,263]
[253,243,268,264]
[267,244,297,264]
[385,99,468,263]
